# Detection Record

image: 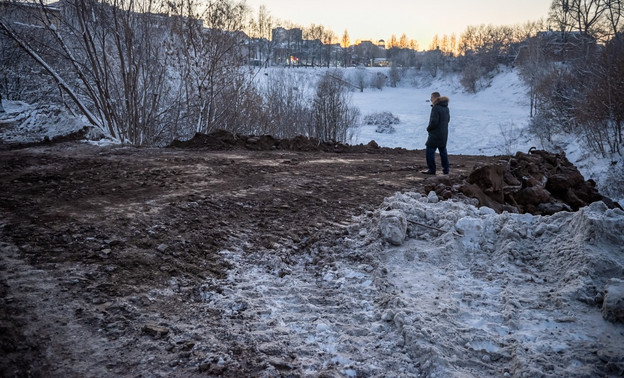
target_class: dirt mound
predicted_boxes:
[169,130,403,154]
[455,149,621,214]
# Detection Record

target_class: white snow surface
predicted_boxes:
[0,101,87,143]
[206,194,624,376]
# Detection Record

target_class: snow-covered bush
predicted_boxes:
[363,111,400,134]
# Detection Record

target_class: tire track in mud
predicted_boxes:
[0,220,114,377]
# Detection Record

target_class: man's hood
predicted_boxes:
[433,96,450,106]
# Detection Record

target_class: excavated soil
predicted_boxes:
[0,132,618,377]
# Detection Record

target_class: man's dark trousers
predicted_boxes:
[426,146,449,174]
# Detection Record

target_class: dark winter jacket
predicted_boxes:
[426,96,450,148]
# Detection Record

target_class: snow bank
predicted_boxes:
[0,101,93,144]
[377,193,624,376]
[201,191,624,376]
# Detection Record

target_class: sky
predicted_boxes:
[244,0,553,49]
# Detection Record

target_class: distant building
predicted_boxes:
[272,27,302,44]
[515,30,599,64]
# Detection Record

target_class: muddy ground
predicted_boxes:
[0,139,508,377]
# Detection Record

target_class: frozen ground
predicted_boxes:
[205,192,624,376]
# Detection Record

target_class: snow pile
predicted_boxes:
[200,193,624,376]
[379,209,408,245]
[362,111,401,134]
[0,101,91,144]
[603,279,624,323]
[376,193,624,376]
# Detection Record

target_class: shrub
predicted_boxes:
[363,111,401,134]
[310,71,360,143]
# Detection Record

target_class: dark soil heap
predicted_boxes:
[457,149,621,215]
[169,130,402,154]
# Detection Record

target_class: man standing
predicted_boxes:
[422,91,450,175]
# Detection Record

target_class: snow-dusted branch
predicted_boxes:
[0,18,102,130]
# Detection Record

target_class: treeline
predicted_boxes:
[0,0,359,145]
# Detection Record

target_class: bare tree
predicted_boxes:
[429,34,439,50]
[258,69,312,137]
[303,24,327,66]
[409,38,419,51]
[549,0,611,39]
[322,29,336,68]
[604,0,623,38]
[247,5,274,66]
[517,37,550,117]
[1,0,186,143]
[571,0,608,37]
[575,35,624,156]
[399,33,409,49]
[176,0,254,136]
[341,29,350,67]
[0,9,102,129]
[548,0,575,36]
[1,0,259,145]
[311,71,359,142]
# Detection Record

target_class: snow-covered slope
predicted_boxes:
[350,67,532,156]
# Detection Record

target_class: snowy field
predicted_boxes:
[1,67,623,376]
[349,68,533,156]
